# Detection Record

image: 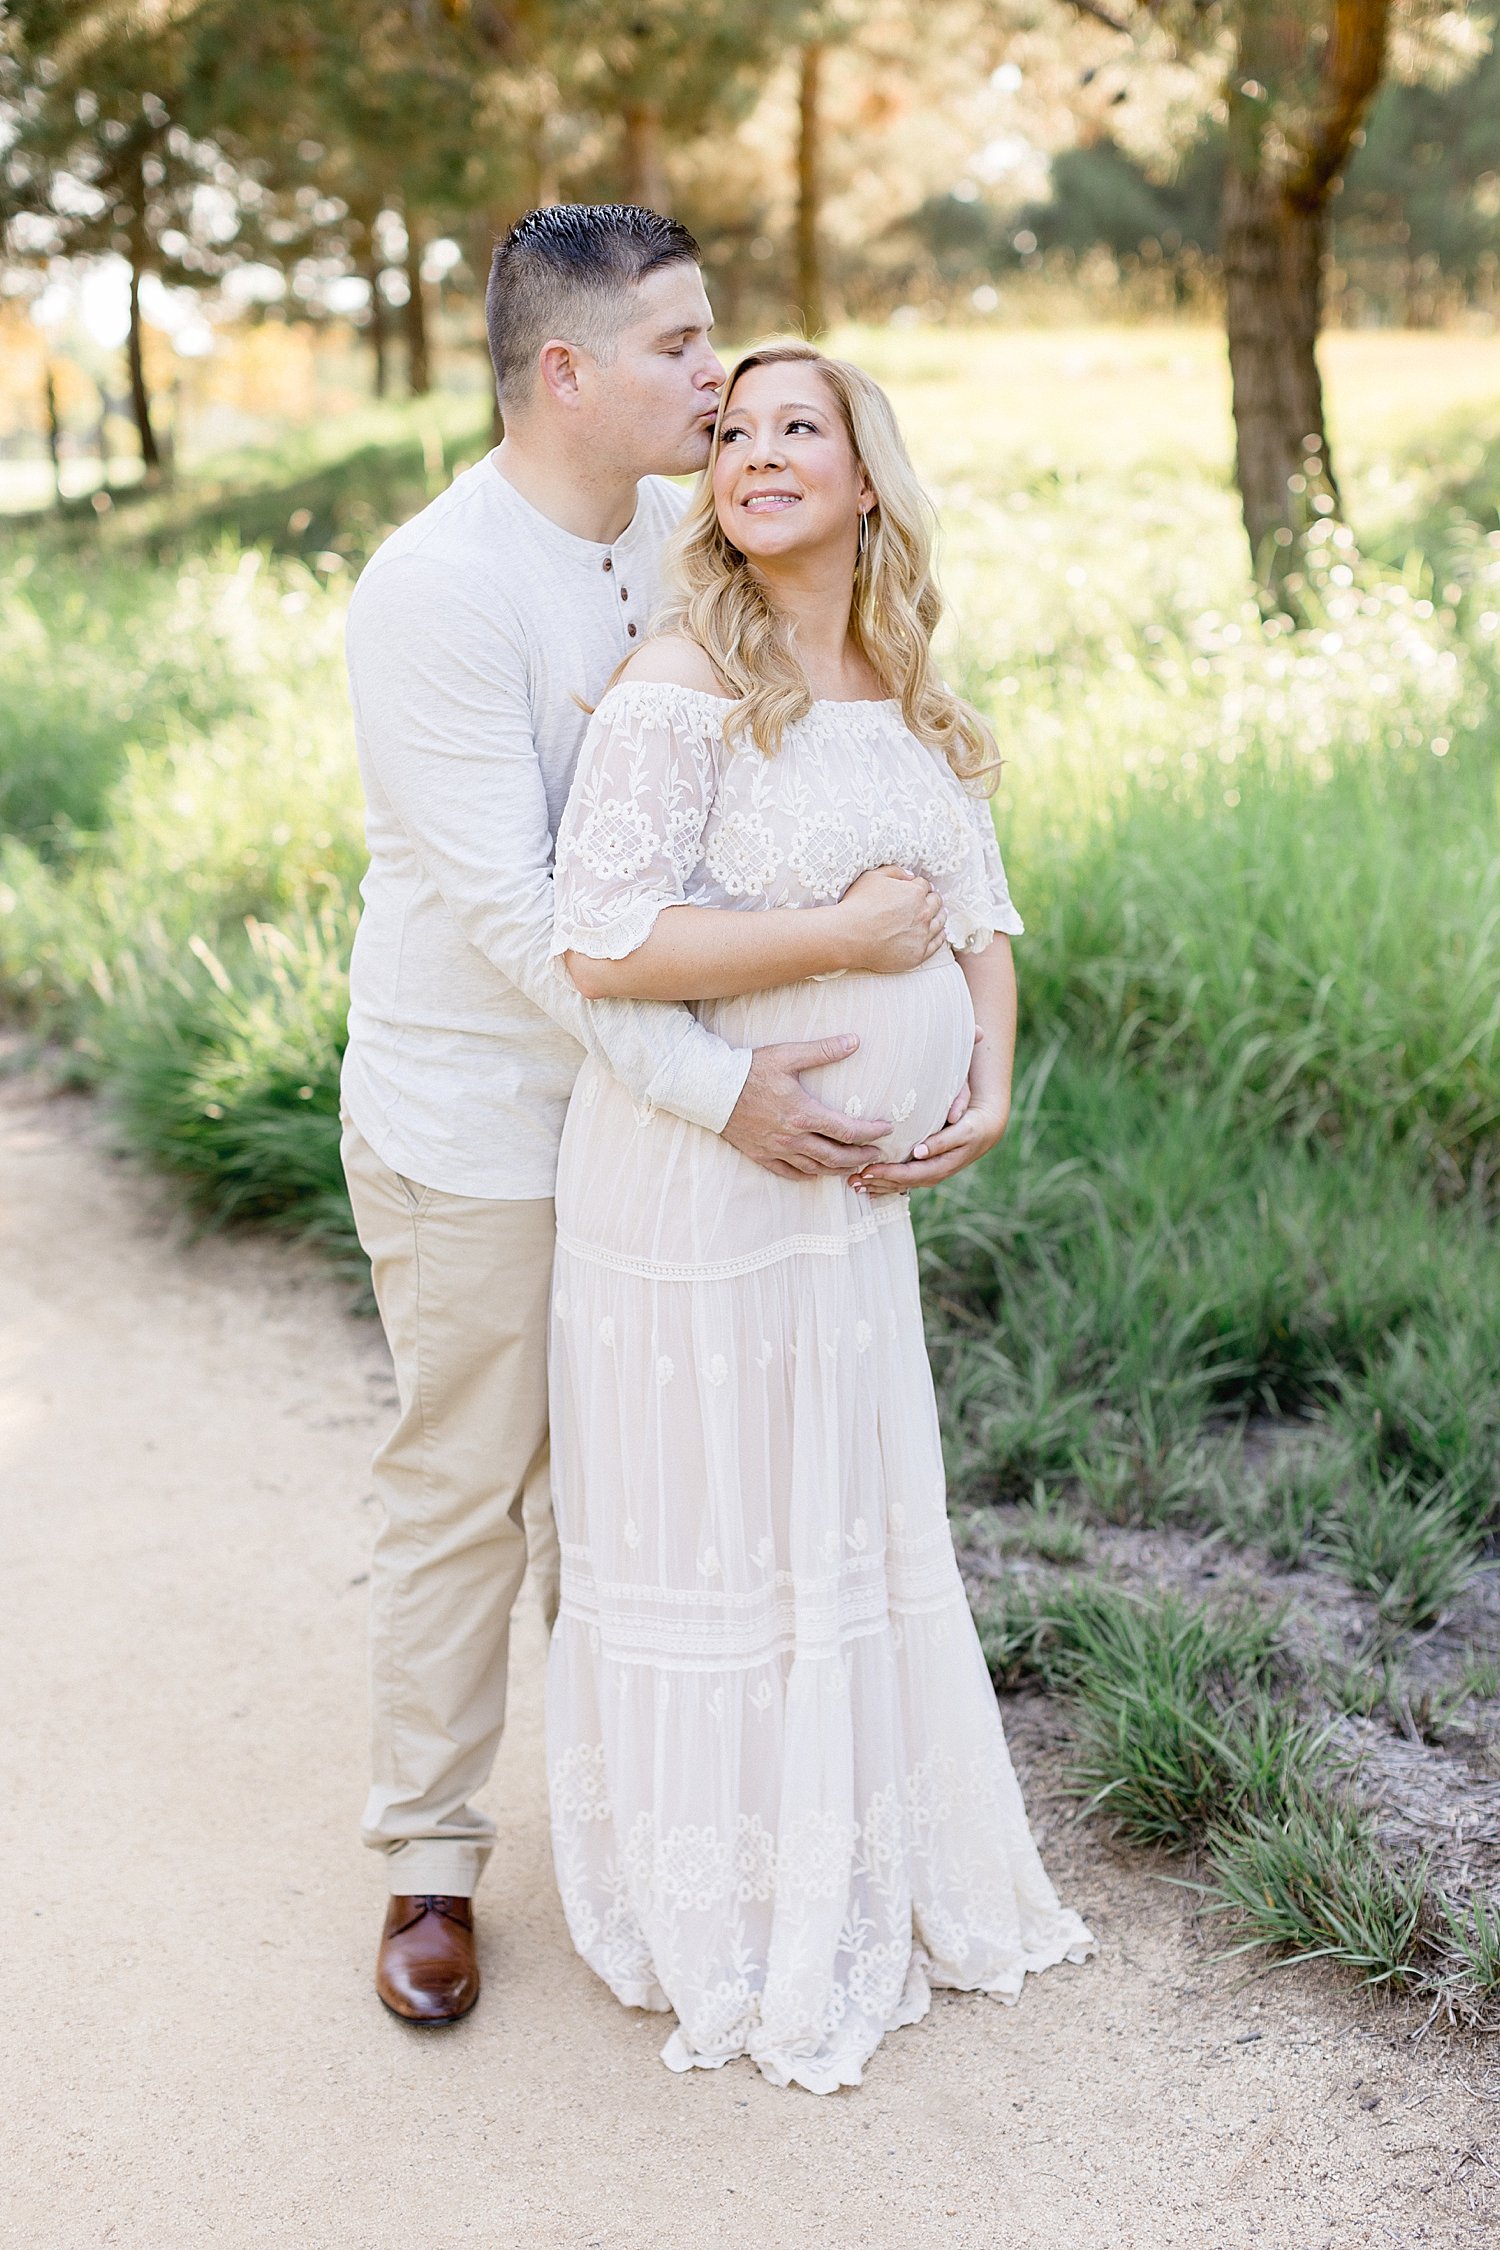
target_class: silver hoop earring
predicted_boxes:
[858,510,869,560]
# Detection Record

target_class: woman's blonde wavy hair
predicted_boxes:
[654,342,998,790]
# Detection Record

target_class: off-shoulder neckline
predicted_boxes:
[601,678,901,714]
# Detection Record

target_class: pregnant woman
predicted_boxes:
[546,343,1093,2091]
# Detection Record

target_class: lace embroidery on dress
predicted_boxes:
[551,680,1023,969]
[545,675,1092,2095]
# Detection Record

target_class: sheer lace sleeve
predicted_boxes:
[552,682,724,966]
[937,782,1025,953]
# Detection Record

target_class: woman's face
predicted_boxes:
[711,362,872,569]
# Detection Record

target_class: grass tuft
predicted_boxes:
[1325,1469,1482,1628]
[1202,1794,1431,1991]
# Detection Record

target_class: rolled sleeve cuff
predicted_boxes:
[646,1026,754,1137]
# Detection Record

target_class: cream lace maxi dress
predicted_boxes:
[546,679,1094,2092]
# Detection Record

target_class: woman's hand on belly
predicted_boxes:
[835,866,949,975]
[855,1069,1010,1194]
[850,937,1019,1196]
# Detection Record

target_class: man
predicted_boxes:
[341,204,897,2025]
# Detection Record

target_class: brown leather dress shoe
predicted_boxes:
[376,1895,479,2025]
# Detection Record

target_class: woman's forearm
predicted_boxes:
[565,902,853,1003]
[958,937,1017,1120]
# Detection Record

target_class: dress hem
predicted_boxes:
[644,1915,1097,2093]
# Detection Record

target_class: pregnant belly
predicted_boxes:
[699,949,974,1164]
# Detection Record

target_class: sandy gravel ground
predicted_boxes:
[2,1061,1496,2250]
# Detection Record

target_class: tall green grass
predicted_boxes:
[2,359,1497,2011]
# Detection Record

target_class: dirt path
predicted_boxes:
[1,1063,1494,2250]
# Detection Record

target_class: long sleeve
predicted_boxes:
[345,557,750,1135]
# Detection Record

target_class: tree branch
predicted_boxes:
[1287,0,1393,209]
[1061,0,1135,32]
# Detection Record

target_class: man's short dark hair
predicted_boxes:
[486,204,702,407]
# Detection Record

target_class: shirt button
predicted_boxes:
[627,622,638,637]
[619,586,629,600]
[602,558,613,573]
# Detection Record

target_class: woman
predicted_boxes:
[545,343,1093,2092]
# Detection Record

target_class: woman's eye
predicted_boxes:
[720,426,746,443]
[786,419,817,435]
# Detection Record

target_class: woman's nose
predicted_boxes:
[746,432,786,471]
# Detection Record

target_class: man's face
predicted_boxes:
[580,262,725,481]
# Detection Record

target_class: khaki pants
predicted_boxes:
[341,1119,559,1897]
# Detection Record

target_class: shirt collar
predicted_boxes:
[487,451,659,570]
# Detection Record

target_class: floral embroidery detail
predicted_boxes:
[633,1096,656,1129]
[788,812,864,900]
[576,799,658,882]
[704,809,780,896]
[550,1741,610,1824]
[844,1096,864,1118]
[916,796,971,877]
[550,684,1023,999]
[665,803,708,879]
[539,689,1090,2093]
[553,1290,571,1320]
[865,811,918,867]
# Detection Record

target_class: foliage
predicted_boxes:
[1202,1794,1433,1990]
[0,339,1496,2014]
[1323,1469,1483,1626]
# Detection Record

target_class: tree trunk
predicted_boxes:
[1221,0,1392,603]
[796,45,825,337]
[44,364,63,507]
[126,252,161,477]
[621,101,669,212]
[361,257,389,398]
[1222,163,1335,601]
[404,214,431,397]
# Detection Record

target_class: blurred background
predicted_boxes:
[3,1,1500,2020]
[0,1,1497,506]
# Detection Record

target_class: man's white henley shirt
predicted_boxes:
[341,455,752,1199]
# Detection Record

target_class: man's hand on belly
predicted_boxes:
[720,1037,891,1180]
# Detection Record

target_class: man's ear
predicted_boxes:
[537,339,584,406]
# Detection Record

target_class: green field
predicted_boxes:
[3,324,1499,2018]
